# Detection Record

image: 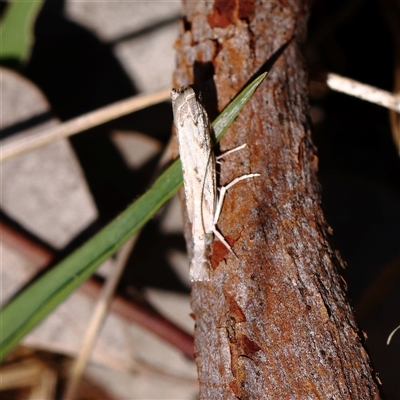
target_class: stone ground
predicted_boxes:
[2,2,199,399]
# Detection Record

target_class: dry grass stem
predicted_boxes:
[327,73,400,113]
[62,235,138,400]
[1,89,171,163]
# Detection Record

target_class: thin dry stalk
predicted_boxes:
[327,73,400,113]
[62,236,138,400]
[1,89,170,163]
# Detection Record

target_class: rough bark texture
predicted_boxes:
[172,1,382,398]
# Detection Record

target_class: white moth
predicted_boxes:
[171,86,258,281]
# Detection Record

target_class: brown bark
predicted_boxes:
[172,1,382,398]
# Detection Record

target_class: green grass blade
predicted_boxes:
[0,72,266,360]
[212,74,266,142]
[0,0,44,65]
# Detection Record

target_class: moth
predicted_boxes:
[171,86,258,281]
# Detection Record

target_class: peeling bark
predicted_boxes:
[172,1,382,398]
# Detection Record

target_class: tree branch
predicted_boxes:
[173,1,382,398]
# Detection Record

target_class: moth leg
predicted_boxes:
[212,226,238,260]
[216,143,247,163]
[214,174,260,226]
[213,173,260,256]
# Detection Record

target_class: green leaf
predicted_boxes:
[0,0,44,65]
[0,72,267,360]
